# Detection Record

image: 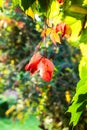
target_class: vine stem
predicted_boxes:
[78,15,87,36]
[43,17,48,58]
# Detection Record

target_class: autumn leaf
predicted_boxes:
[56,22,72,38]
[41,28,51,37]
[41,27,60,45]
[25,53,54,82]
[50,30,60,45]
[38,58,54,82]
[25,52,42,75]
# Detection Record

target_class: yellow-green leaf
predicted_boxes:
[0,0,4,7]
[25,7,35,19]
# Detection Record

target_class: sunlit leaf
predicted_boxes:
[83,0,87,7]
[0,0,4,7]
[79,57,87,79]
[25,7,35,19]
[68,102,82,126]
[68,79,87,126]
[41,28,51,37]
[80,43,87,57]
[79,28,87,44]
[48,0,60,25]
[12,0,21,6]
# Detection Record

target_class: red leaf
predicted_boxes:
[25,53,54,82]
[57,0,64,4]
[38,58,54,82]
[55,22,72,38]
[25,52,42,75]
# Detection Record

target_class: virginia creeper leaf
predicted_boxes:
[68,79,87,126]
[79,28,87,44]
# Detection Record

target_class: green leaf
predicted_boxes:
[71,0,83,5]
[21,0,35,10]
[77,100,87,112]
[12,0,20,6]
[38,0,50,12]
[77,93,87,103]
[68,79,87,126]
[79,57,87,79]
[83,0,87,7]
[79,28,87,44]
[68,102,83,126]
[74,79,87,100]
[48,0,60,24]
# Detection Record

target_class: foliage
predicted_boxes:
[12,0,87,127]
[0,0,87,129]
[68,43,87,126]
